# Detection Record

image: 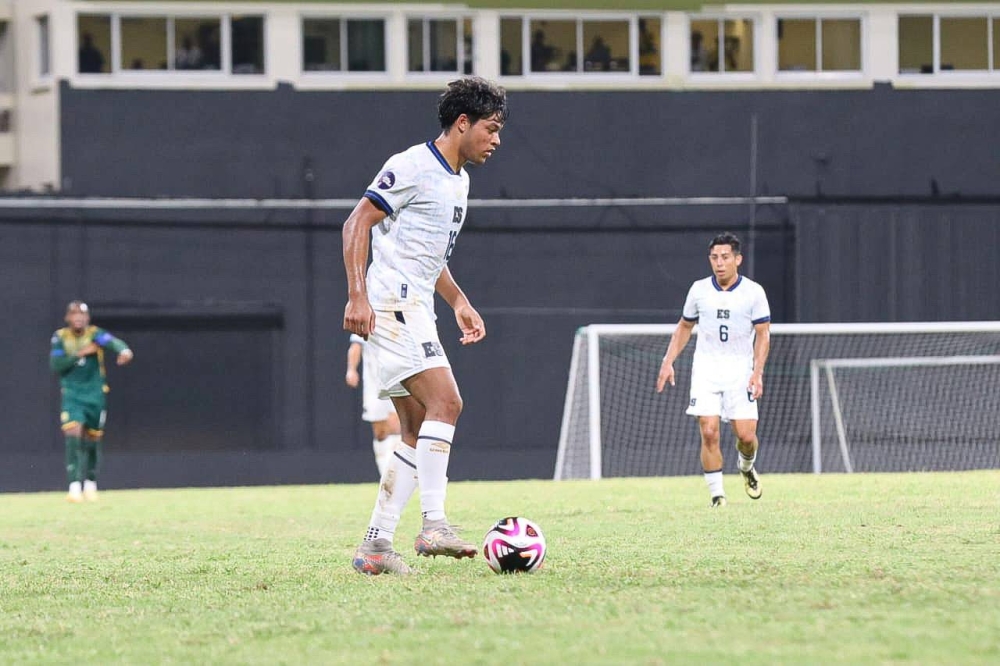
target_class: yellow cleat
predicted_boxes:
[741,467,762,500]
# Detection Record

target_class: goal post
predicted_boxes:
[555,322,1000,480]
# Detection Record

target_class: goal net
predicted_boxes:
[554,323,1000,479]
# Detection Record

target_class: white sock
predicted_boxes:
[68,481,82,494]
[372,434,400,479]
[416,420,455,523]
[738,448,757,473]
[364,443,418,544]
[83,480,98,492]
[704,470,725,498]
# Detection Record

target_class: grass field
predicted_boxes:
[1,472,998,665]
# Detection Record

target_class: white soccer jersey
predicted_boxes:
[363,141,470,316]
[682,274,771,388]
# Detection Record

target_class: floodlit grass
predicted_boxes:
[1,472,998,664]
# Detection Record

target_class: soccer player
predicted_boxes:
[345,334,402,478]
[342,76,508,575]
[49,301,134,502]
[656,233,770,507]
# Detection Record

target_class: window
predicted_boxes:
[638,17,661,76]
[78,15,111,74]
[994,19,1000,70]
[778,18,861,72]
[690,18,754,73]
[304,19,342,71]
[940,17,988,71]
[527,18,631,74]
[175,18,221,71]
[898,15,932,74]
[408,17,469,73]
[231,16,264,74]
[80,14,263,75]
[899,14,995,74]
[122,17,167,70]
[500,17,523,76]
[304,18,386,72]
[37,15,50,77]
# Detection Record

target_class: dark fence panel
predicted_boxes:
[791,203,1000,322]
[0,207,788,491]
[60,84,1000,201]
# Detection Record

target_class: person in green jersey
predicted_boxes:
[49,301,134,502]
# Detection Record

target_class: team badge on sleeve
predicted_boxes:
[377,171,396,189]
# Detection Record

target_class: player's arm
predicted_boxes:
[346,341,362,388]
[748,321,771,399]
[342,197,388,339]
[94,328,134,365]
[49,334,79,374]
[436,266,485,345]
[656,318,696,393]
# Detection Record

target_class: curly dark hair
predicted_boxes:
[438,76,509,130]
[709,232,742,254]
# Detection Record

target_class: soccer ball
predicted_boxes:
[482,517,546,574]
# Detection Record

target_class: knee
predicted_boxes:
[439,392,463,422]
[700,427,721,450]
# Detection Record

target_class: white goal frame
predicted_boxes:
[554,321,1000,480]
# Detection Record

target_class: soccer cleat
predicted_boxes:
[66,482,83,503]
[83,480,99,502]
[711,495,728,508]
[414,520,477,559]
[352,539,414,576]
[741,467,762,500]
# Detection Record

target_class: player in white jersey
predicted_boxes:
[343,77,508,575]
[345,334,401,479]
[656,233,771,507]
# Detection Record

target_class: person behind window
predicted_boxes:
[175,35,203,70]
[530,29,555,72]
[78,33,104,74]
[690,30,708,72]
[584,36,612,72]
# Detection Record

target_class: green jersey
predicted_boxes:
[50,325,130,398]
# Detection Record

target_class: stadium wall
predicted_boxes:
[59,82,1000,199]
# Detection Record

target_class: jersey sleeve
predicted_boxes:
[751,285,771,325]
[94,327,130,354]
[681,284,700,322]
[49,331,78,374]
[363,154,418,219]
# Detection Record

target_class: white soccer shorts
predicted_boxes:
[367,308,451,398]
[685,375,759,422]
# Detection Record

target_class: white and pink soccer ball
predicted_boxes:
[482,517,546,574]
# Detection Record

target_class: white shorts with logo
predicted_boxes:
[686,371,759,422]
[368,307,451,398]
[361,350,396,422]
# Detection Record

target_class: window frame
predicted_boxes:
[686,14,759,78]
[299,11,390,78]
[74,11,267,80]
[774,13,866,79]
[501,12,653,81]
[898,12,1000,78]
[404,14,471,77]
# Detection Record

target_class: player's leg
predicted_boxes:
[352,395,422,576]
[404,367,477,559]
[687,387,726,506]
[60,400,86,502]
[369,411,402,480]
[731,419,761,499]
[80,405,106,501]
[61,421,85,502]
[698,416,727,507]
[724,384,762,499]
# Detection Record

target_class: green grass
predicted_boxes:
[1,472,998,664]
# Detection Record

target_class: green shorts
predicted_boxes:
[60,393,107,436]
